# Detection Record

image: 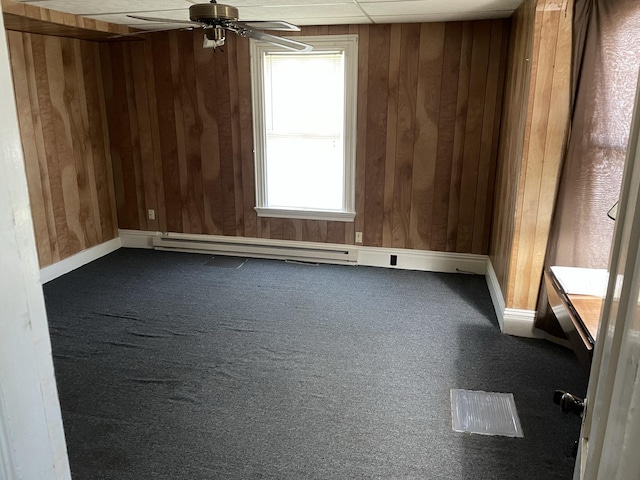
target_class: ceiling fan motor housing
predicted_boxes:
[189,3,239,23]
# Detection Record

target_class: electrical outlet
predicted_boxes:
[355,231,363,243]
[148,209,155,220]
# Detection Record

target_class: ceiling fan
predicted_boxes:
[127,0,313,52]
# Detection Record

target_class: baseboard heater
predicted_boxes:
[152,234,358,265]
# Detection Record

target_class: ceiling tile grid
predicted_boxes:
[14,0,521,26]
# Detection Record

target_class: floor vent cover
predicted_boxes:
[451,389,524,438]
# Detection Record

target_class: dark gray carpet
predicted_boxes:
[43,249,587,479]
[204,256,248,269]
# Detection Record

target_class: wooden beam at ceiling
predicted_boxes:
[1,0,139,41]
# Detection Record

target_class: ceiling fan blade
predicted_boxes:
[126,14,202,26]
[236,20,300,32]
[242,30,313,52]
[110,25,197,39]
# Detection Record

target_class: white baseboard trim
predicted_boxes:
[485,259,543,339]
[356,246,487,274]
[485,259,506,331]
[503,309,544,338]
[40,237,122,284]
[118,230,487,274]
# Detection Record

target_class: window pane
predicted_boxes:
[266,136,344,210]
[263,51,346,211]
[265,53,345,136]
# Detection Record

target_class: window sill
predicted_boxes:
[254,207,355,222]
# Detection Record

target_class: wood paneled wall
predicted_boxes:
[489,0,572,310]
[103,20,509,253]
[490,0,537,302]
[7,31,118,268]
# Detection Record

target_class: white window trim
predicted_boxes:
[250,35,358,223]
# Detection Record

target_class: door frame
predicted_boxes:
[575,67,640,479]
[0,12,71,480]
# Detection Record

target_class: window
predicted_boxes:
[250,35,358,222]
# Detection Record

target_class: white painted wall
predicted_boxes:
[0,12,71,480]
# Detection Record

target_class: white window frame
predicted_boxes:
[250,35,358,222]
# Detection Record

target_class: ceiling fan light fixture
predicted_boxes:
[203,27,226,49]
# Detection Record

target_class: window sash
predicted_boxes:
[250,35,358,223]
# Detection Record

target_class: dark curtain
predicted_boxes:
[535,0,640,335]
[545,0,640,270]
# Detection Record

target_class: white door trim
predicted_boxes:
[0,13,71,480]
[577,66,640,479]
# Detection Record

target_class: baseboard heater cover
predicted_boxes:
[152,235,358,265]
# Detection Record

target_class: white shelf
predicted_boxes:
[550,266,609,298]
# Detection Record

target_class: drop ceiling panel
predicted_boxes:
[17,0,194,16]
[86,10,193,25]
[13,0,521,26]
[231,0,353,5]
[369,10,512,23]
[291,16,372,25]
[361,0,521,16]
[237,4,366,21]
[356,0,519,5]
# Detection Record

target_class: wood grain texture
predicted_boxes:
[391,24,420,249]
[7,31,118,268]
[2,0,135,39]
[103,21,509,253]
[381,24,396,248]
[489,0,572,310]
[410,23,445,251]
